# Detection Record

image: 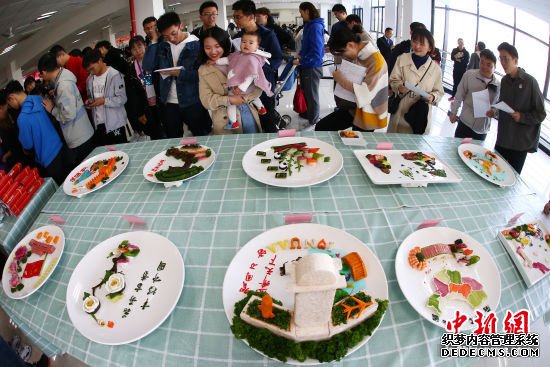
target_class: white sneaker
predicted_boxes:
[302,123,317,132]
[19,344,32,362]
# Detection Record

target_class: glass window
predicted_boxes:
[433,8,446,49]
[514,33,548,88]
[478,18,514,75]
[479,0,514,25]
[447,11,477,54]
[516,9,548,44]
[438,0,477,13]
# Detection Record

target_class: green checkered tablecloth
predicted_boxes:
[0,178,57,253]
[0,194,548,367]
[40,132,535,217]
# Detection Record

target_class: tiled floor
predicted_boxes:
[1,68,549,367]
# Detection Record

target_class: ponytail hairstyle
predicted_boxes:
[329,27,361,54]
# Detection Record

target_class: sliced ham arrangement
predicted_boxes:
[29,239,56,256]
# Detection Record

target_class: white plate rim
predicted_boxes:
[457,143,517,187]
[142,144,216,184]
[63,151,130,197]
[2,225,65,300]
[242,137,344,188]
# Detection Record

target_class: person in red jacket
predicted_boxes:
[50,45,88,100]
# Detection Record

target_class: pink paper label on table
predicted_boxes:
[284,213,313,225]
[122,215,146,225]
[105,145,116,151]
[180,138,198,145]
[376,142,394,150]
[418,219,442,229]
[278,129,296,138]
[461,137,472,144]
[49,215,65,225]
[507,212,524,226]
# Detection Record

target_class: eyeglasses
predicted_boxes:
[498,56,511,62]
[201,13,218,17]
[233,15,245,21]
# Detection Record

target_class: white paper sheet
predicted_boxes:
[491,101,515,114]
[472,89,491,118]
[404,81,430,98]
[334,60,366,102]
[154,66,184,80]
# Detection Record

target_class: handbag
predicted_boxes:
[293,79,307,114]
[388,93,401,114]
[403,60,434,134]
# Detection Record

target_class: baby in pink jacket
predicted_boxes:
[216,32,273,129]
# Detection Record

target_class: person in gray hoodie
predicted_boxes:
[38,53,95,167]
[83,49,129,145]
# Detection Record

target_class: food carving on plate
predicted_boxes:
[257,142,331,179]
[499,222,550,287]
[80,240,140,328]
[339,130,360,139]
[407,239,480,270]
[366,154,391,174]
[462,149,504,182]
[231,252,388,363]
[401,152,447,177]
[153,145,212,182]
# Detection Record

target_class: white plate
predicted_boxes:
[338,130,366,146]
[498,221,550,287]
[242,137,343,188]
[354,150,462,187]
[142,144,216,186]
[223,223,388,365]
[2,225,65,299]
[458,143,517,187]
[395,227,501,329]
[66,231,184,345]
[63,151,129,198]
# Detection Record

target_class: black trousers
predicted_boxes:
[94,124,128,146]
[315,108,373,132]
[162,103,212,137]
[258,93,278,133]
[44,147,70,186]
[68,137,96,169]
[454,120,487,141]
[495,145,528,174]
[452,68,466,97]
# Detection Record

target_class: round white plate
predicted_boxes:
[142,144,216,184]
[63,151,129,197]
[395,227,501,329]
[223,223,388,365]
[458,143,516,187]
[242,137,343,188]
[2,225,65,299]
[66,231,184,345]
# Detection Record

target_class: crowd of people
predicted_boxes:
[0,0,547,189]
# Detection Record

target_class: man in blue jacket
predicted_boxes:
[5,81,66,184]
[232,0,282,132]
[143,12,212,137]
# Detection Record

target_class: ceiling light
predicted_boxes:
[0,43,17,56]
[72,39,80,44]
[40,11,57,17]
[35,15,52,21]
[168,2,181,6]
[76,30,88,35]
[102,25,111,29]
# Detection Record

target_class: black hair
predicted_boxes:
[256,7,270,16]
[497,42,518,59]
[329,27,361,53]
[200,1,218,14]
[411,28,435,52]
[477,41,486,51]
[142,16,157,27]
[37,52,58,72]
[409,22,426,31]
[82,49,103,68]
[199,26,232,64]
[5,80,24,95]
[480,49,497,64]
[345,14,362,24]
[129,35,146,50]
[232,0,256,16]
[385,27,393,32]
[0,88,7,105]
[157,11,181,33]
[69,48,82,57]
[24,77,36,91]
[49,44,66,57]
[82,47,93,57]
[331,4,346,13]
[95,40,112,50]
[299,2,320,19]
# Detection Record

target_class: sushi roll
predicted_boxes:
[105,273,126,294]
[273,151,282,160]
[82,295,101,314]
[278,161,288,171]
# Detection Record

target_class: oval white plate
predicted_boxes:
[242,137,343,188]
[66,231,184,345]
[142,144,216,184]
[2,225,65,299]
[395,227,501,329]
[458,143,516,187]
[63,151,129,197]
[223,223,388,365]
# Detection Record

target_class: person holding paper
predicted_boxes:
[487,42,546,174]
[315,27,388,132]
[449,49,500,141]
[388,28,443,134]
